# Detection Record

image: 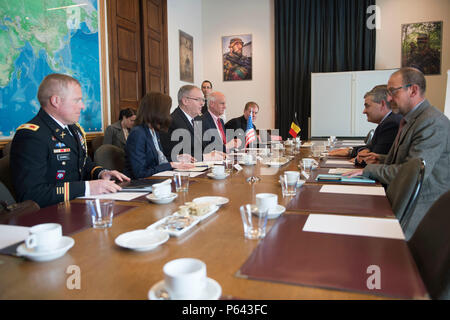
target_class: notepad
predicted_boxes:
[328,168,355,174]
[319,184,386,196]
[0,225,30,250]
[78,192,145,201]
[325,159,354,165]
[303,214,405,240]
[316,174,375,184]
[153,171,204,178]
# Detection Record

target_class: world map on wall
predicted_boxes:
[0,0,102,139]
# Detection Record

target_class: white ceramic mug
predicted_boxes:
[25,223,62,252]
[212,165,225,176]
[256,193,278,212]
[153,183,172,198]
[163,258,207,300]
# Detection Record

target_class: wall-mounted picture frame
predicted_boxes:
[222,34,252,81]
[401,21,442,75]
[179,30,194,83]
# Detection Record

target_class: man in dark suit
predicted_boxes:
[161,85,204,161]
[225,101,259,147]
[10,74,129,208]
[201,91,241,153]
[345,68,450,239]
[329,85,402,165]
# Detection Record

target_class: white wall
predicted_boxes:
[376,0,450,112]
[167,0,204,111]
[201,0,275,129]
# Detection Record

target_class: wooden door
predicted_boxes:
[141,0,169,95]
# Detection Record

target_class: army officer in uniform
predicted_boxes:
[10,73,129,208]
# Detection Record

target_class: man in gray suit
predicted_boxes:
[345,67,450,239]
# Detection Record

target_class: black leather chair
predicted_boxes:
[364,129,375,145]
[386,158,425,229]
[94,144,125,172]
[90,135,104,159]
[408,190,450,300]
[0,155,15,201]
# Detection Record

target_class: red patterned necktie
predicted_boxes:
[217,118,226,145]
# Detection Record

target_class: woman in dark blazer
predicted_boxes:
[103,108,136,150]
[124,92,193,179]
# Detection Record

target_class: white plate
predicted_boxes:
[148,277,222,300]
[173,204,220,222]
[146,193,178,204]
[192,196,229,206]
[146,215,201,237]
[115,229,169,251]
[267,205,286,219]
[238,161,257,166]
[207,173,229,180]
[16,236,74,262]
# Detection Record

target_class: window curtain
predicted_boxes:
[274,0,376,139]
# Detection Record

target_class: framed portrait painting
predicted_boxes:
[401,21,442,75]
[179,30,193,82]
[222,34,252,81]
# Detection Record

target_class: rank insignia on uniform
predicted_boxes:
[56,170,66,180]
[17,123,39,131]
[53,148,70,153]
[55,142,66,148]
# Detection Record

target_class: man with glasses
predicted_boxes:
[225,101,259,147]
[329,85,402,166]
[344,67,450,239]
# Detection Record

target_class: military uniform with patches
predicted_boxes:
[10,109,103,208]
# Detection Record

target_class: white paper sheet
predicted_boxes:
[303,214,404,240]
[78,192,145,201]
[319,184,386,196]
[325,159,354,165]
[340,140,365,144]
[152,171,204,178]
[328,168,355,174]
[341,142,365,147]
[0,224,30,250]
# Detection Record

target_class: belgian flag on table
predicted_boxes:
[289,119,301,138]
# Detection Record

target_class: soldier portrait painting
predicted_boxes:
[222,34,252,81]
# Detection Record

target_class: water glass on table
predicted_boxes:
[87,199,114,228]
[239,204,268,239]
[284,171,300,196]
[173,172,190,192]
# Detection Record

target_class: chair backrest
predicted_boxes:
[91,135,104,155]
[94,144,125,172]
[364,129,375,145]
[386,158,425,227]
[408,190,450,300]
[0,155,15,201]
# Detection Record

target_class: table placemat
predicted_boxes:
[238,215,428,299]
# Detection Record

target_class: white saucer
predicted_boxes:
[148,277,222,300]
[192,196,229,206]
[16,236,75,262]
[207,173,229,180]
[115,229,169,251]
[146,193,178,204]
[297,179,306,187]
[267,205,286,219]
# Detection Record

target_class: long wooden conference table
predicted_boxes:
[0,143,428,300]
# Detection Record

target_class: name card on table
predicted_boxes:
[319,185,386,196]
[0,225,30,250]
[325,159,354,165]
[303,214,405,240]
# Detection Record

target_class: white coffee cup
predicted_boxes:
[256,193,278,213]
[152,183,171,198]
[163,258,207,300]
[284,171,300,185]
[212,165,225,176]
[25,223,62,252]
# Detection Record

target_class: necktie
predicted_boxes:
[393,118,406,149]
[217,118,226,145]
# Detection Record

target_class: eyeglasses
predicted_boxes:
[186,97,205,103]
[387,84,411,96]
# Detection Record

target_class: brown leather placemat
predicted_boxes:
[3,202,134,235]
[286,184,394,218]
[238,215,428,299]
